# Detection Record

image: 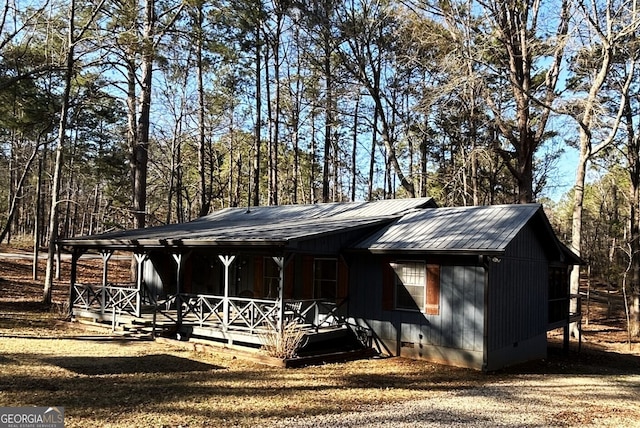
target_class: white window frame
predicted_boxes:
[392,260,426,311]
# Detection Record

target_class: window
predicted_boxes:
[393,261,426,310]
[387,261,440,314]
[314,258,338,300]
[263,257,280,298]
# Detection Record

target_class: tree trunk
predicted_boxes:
[368,107,378,201]
[322,34,332,203]
[133,0,155,230]
[89,184,99,235]
[264,39,275,206]
[196,4,209,217]
[420,128,428,198]
[568,18,616,336]
[310,106,317,203]
[569,139,589,337]
[32,155,43,280]
[485,0,568,204]
[126,52,138,221]
[228,126,234,207]
[44,0,75,305]
[272,29,280,206]
[252,20,262,208]
[375,96,414,197]
[6,132,14,244]
[0,142,40,244]
[351,95,359,202]
[626,98,640,336]
[63,140,76,238]
[166,137,175,224]
[291,23,302,205]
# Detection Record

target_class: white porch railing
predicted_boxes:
[172,294,280,333]
[72,283,141,317]
[72,285,347,334]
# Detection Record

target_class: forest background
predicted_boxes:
[1,0,640,332]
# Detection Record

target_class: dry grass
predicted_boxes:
[1,251,640,427]
[0,312,490,427]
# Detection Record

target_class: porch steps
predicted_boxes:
[72,313,174,339]
[297,325,366,357]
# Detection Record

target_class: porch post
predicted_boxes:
[134,253,146,317]
[218,255,236,332]
[100,250,113,314]
[273,256,284,332]
[172,253,184,328]
[55,243,61,280]
[68,247,84,319]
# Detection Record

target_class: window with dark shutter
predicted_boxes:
[393,261,426,311]
[384,260,441,314]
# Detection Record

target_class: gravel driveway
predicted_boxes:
[268,372,640,427]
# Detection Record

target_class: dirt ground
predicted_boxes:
[1,249,640,427]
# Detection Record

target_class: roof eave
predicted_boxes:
[59,238,288,250]
[363,248,506,257]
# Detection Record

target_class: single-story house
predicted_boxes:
[59,198,581,371]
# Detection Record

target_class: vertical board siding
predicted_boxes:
[441,267,455,347]
[462,266,483,350]
[349,256,485,359]
[487,224,548,352]
[451,266,465,346]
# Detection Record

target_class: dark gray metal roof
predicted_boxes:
[352,204,545,255]
[201,197,436,222]
[60,198,435,249]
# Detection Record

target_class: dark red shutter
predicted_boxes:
[183,257,193,293]
[284,261,295,299]
[302,256,314,299]
[382,258,394,311]
[337,257,349,304]
[253,257,264,298]
[426,264,440,315]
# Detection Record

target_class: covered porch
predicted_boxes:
[67,248,351,348]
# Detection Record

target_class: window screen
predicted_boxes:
[393,261,426,310]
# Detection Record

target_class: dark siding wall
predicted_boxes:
[439,265,484,350]
[487,223,548,353]
[348,254,484,367]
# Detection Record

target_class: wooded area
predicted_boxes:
[1,0,639,331]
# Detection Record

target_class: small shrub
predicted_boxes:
[260,321,307,359]
[50,300,70,320]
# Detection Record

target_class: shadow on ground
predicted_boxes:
[41,354,223,375]
[500,343,640,376]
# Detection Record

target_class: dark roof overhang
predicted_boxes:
[356,247,506,257]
